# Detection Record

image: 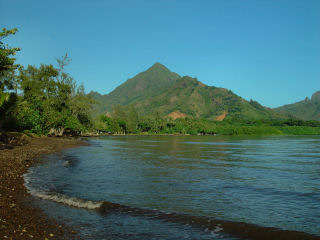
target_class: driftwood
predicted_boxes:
[48,127,65,137]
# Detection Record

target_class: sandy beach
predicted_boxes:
[0,136,88,240]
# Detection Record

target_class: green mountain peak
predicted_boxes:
[148,62,168,70]
[141,62,176,78]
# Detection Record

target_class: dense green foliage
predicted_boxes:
[0,29,94,135]
[0,28,20,73]
[275,91,320,121]
[97,107,320,135]
[0,28,20,127]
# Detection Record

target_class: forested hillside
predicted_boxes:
[90,63,285,120]
[132,76,283,120]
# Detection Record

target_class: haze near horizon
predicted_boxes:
[1,0,319,108]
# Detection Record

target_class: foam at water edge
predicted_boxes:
[23,172,103,210]
[30,190,103,209]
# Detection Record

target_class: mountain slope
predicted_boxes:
[133,76,282,119]
[274,91,320,121]
[89,63,180,115]
[90,63,285,120]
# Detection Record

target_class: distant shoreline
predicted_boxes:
[0,136,88,240]
[92,131,320,136]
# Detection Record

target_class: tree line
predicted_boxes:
[97,105,320,135]
[0,28,95,135]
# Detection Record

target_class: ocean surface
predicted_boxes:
[24,135,320,239]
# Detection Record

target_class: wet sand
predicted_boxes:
[0,136,88,240]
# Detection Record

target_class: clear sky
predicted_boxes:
[1,0,319,108]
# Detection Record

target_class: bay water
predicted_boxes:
[24,136,320,239]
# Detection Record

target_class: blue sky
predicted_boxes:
[1,0,319,107]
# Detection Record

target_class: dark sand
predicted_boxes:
[0,136,88,240]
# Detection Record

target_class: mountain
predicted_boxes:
[274,91,320,121]
[89,63,180,116]
[90,63,284,120]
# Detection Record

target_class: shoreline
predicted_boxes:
[0,136,88,240]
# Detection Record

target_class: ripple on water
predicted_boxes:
[25,135,320,239]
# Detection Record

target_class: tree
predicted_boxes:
[15,64,59,132]
[13,54,95,134]
[0,28,20,74]
[0,28,20,129]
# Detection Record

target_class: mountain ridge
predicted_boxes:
[132,75,282,119]
[274,91,320,121]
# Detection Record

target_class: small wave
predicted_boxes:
[24,172,102,210]
[29,189,103,209]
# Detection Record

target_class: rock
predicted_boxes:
[311,91,320,102]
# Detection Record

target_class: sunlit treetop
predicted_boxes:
[0,28,21,75]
